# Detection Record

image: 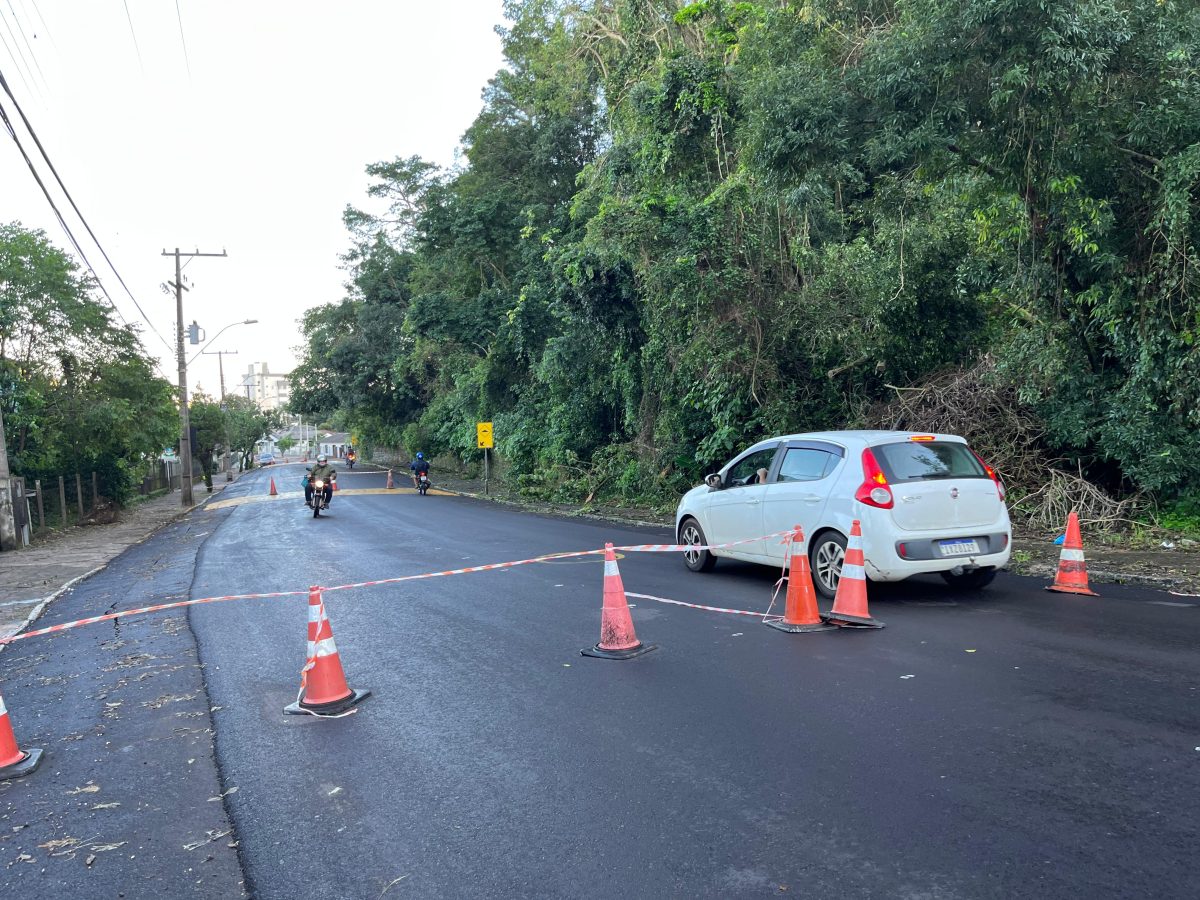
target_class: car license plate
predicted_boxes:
[939,539,980,556]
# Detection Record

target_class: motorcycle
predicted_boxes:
[346,451,356,470]
[417,471,430,496]
[305,470,336,518]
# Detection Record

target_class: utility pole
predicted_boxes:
[203,349,238,481]
[0,406,17,550]
[162,247,227,507]
[203,348,237,400]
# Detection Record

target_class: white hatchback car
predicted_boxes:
[675,431,1011,597]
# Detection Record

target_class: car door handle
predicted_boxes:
[746,498,760,505]
[799,494,822,503]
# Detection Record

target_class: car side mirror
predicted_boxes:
[705,473,722,491]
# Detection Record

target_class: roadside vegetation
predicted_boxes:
[286,0,1200,537]
[0,223,176,505]
[1,223,282,508]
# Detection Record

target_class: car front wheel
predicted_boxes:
[680,518,716,572]
[940,567,997,590]
[810,531,847,600]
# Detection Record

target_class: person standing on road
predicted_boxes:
[409,452,430,489]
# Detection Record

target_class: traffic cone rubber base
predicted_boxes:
[0,747,43,780]
[765,618,837,634]
[581,642,657,660]
[822,612,885,629]
[284,687,371,717]
[1045,583,1098,597]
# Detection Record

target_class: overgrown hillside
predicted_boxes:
[291,0,1200,523]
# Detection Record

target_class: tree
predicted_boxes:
[1,222,176,504]
[300,0,1200,508]
[221,396,282,471]
[189,393,226,491]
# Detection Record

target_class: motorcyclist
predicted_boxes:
[346,446,357,469]
[306,454,337,508]
[409,452,430,489]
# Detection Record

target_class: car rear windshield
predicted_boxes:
[873,441,987,483]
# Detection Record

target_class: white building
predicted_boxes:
[317,433,352,459]
[240,363,291,411]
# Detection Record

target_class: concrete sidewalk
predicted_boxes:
[0,478,240,640]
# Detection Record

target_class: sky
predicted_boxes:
[1,0,506,400]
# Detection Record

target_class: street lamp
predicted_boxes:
[188,319,258,366]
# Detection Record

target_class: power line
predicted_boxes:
[0,4,37,100]
[4,1,44,92]
[174,0,191,80]
[0,18,31,98]
[0,68,175,357]
[121,0,145,77]
[0,91,172,381]
[0,94,130,328]
[21,0,56,53]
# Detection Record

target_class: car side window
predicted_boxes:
[777,448,837,482]
[726,448,778,487]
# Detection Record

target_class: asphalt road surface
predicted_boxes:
[8,464,1199,898]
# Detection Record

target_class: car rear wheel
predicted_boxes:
[940,567,997,590]
[810,531,847,600]
[680,518,716,572]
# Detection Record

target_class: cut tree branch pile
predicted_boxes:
[860,355,1142,533]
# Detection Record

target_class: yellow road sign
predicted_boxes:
[476,421,494,449]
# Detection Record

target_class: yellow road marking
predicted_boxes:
[205,486,452,511]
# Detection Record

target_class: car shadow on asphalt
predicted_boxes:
[690,557,1004,607]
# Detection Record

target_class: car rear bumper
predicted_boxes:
[859,511,1011,581]
[864,542,1011,581]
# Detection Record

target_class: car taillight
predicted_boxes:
[970,450,1006,501]
[855,448,894,509]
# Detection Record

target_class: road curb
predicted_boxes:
[0,564,109,650]
[436,486,672,532]
[0,487,227,649]
[1009,560,1186,590]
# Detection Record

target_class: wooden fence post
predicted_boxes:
[75,472,84,520]
[35,479,44,529]
[92,471,99,511]
[59,475,67,528]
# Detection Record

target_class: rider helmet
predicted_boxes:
[317,453,327,464]
[416,452,424,459]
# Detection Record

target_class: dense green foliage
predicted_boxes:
[293,0,1200,505]
[1,223,178,505]
[190,393,284,489]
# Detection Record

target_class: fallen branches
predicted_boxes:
[860,355,1144,533]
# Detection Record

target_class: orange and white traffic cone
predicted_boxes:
[385,469,394,490]
[582,543,657,659]
[284,588,371,716]
[766,526,836,634]
[1047,511,1098,596]
[331,477,338,492]
[268,477,278,496]
[823,520,884,628]
[0,690,43,779]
